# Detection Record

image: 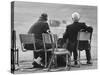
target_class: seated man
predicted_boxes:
[24,13,52,68]
[63,12,93,65]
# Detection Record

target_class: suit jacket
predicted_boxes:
[63,22,88,42]
[63,22,93,51]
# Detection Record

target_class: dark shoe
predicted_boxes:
[73,61,80,67]
[87,61,93,65]
[32,61,44,68]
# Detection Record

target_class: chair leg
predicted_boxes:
[65,54,69,70]
[55,55,57,68]
[65,54,68,69]
[65,54,71,71]
[68,54,71,70]
[78,50,81,67]
[45,52,47,68]
[32,51,34,67]
[48,54,55,71]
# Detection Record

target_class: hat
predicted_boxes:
[40,13,48,19]
[72,12,80,22]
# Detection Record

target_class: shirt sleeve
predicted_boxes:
[81,23,88,29]
[81,23,93,33]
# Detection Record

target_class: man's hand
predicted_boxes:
[47,29,51,33]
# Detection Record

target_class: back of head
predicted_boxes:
[72,12,80,22]
[39,13,48,21]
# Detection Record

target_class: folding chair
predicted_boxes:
[42,33,53,68]
[19,34,41,68]
[76,30,92,66]
[42,33,71,71]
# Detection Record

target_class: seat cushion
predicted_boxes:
[55,48,66,52]
[54,48,70,55]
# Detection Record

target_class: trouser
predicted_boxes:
[72,49,78,62]
[85,49,91,62]
[70,48,91,62]
[68,41,91,62]
[78,41,91,62]
[24,42,52,65]
[34,51,52,65]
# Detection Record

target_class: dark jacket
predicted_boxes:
[63,22,93,51]
[63,22,88,42]
[28,19,50,40]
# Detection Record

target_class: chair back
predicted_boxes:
[19,34,35,44]
[51,34,58,48]
[42,33,58,44]
[19,34,36,51]
[52,34,58,44]
[77,31,91,41]
[42,33,52,44]
[42,33,58,51]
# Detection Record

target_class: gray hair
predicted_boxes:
[72,12,80,22]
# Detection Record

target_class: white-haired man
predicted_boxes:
[63,12,93,65]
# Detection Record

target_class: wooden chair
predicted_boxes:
[42,33,71,71]
[76,30,92,66]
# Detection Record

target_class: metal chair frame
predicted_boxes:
[42,33,71,71]
[19,34,43,68]
[76,30,92,66]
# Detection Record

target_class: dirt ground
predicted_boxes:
[14,59,97,74]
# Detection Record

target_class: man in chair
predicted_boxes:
[63,12,93,65]
[25,13,52,68]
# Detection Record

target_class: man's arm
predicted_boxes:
[63,26,70,44]
[63,26,69,40]
[81,23,88,29]
[81,23,93,33]
[86,26,93,33]
[43,23,50,33]
[28,24,34,34]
